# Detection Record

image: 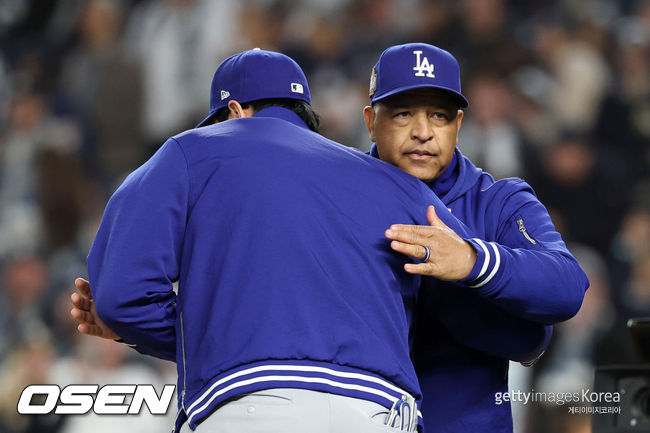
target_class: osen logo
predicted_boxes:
[17,384,176,415]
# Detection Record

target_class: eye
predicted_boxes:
[394,111,411,119]
[432,112,448,120]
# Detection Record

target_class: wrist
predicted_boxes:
[459,238,502,289]
[460,240,478,279]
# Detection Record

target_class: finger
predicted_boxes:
[75,278,93,299]
[71,307,96,325]
[403,262,433,275]
[390,241,429,260]
[77,323,103,337]
[388,223,431,236]
[71,292,92,311]
[386,228,428,246]
[77,323,91,335]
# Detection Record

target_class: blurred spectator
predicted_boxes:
[453,0,528,74]
[529,135,628,255]
[534,23,610,133]
[0,86,86,259]
[593,17,650,184]
[0,255,49,361]
[624,250,650,315]
[50,337,175,433]
[459,73,524,179]
[608,202,650,305]
[58,0,145,188]
[124,0,240,148]
[0,90,48,258]
[36,146,87,252]
[0,333,63,433]
[410,0,457,48]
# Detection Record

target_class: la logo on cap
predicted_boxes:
[220,90,230,100]
[291,83,304,94]
[413,50,435,78]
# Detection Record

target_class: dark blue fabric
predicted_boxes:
[88,107,471,429]
[417,149,587,433]
[370,144,587,433]
[430,151,457,197]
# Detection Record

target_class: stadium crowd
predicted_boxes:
[0,0,648,432]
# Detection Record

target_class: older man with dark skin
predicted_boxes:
[366,43,589,433]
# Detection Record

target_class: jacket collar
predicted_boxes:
[253,106,309,130]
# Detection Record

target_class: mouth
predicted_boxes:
[404,150,437,160]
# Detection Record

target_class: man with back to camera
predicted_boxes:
[366,43,590,432]
[72,48,488,433]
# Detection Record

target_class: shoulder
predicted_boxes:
[475,175,539,210]
[459,173,546,236]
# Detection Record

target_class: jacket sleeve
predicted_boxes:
[87,138,189,361]
[459,183,589,324]
[420,277,553,363]
[419,184,553,363]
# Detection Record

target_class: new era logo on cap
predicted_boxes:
[220,90,230,100]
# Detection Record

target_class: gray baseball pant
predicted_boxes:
[179,388,409,433]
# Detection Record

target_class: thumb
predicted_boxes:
[427,205,444,227]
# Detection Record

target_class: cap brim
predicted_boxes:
[372,84,469,108]
[196,111,217,128]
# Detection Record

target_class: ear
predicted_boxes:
[455,110,464,145]
[363,106,377,142]
[227,100,248,119]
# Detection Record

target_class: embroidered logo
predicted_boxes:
[220,90,230,100]
[369,67,378,97]
[291,83,304,94]
[413,50,435,78]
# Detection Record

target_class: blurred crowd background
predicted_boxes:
[0,0,649,432]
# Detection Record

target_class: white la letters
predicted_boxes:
[413,50,435,78]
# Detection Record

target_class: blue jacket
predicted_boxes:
[88,107,474,431]
[371,145,589,432]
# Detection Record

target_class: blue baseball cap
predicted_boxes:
[369,43,468,108]
[197,49,312,127]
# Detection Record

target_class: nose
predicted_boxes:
[411,113,433,143]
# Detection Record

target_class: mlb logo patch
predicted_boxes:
[291,83,304,94]
[220,90,230,100]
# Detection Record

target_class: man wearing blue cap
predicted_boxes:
[74,48,488,433]
[365,43,589,432]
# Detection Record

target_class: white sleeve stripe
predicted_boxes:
[472,238,490,280]
[469,242,501,288]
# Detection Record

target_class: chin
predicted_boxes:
[412,172,435,183]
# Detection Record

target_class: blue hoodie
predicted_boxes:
[88,107,479,432]
[372,144,589,433]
